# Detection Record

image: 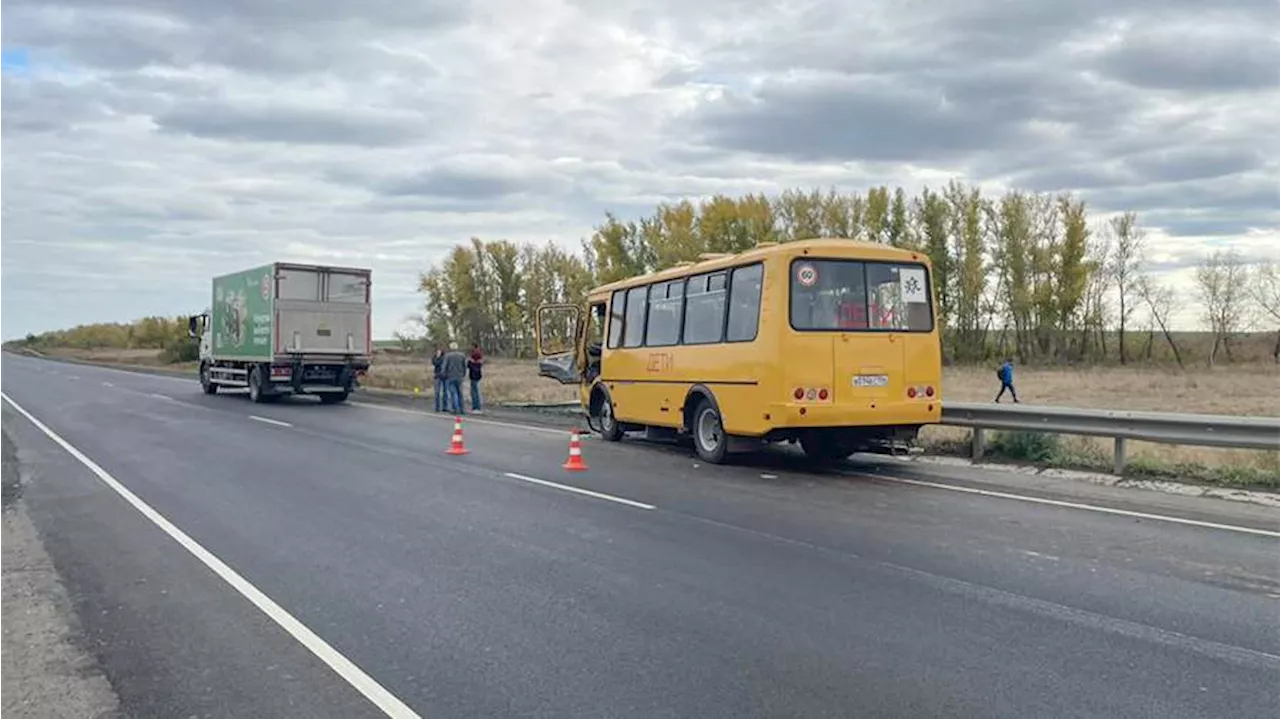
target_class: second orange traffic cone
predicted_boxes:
[446,416,470,455]
[562,428,588,471]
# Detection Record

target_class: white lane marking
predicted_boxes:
[148,393,176,401]
[0,393,421,719]
[352,401,586,437]
[102,382,115,388]
[249,415,293,428]
[503,472,655,510]
[862,473,1280,539]
[69,375,81,380]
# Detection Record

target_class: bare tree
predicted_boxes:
[1078,231,1111,361]
[1194,250,1250,366]
[1106,212,1145,364]
[1248,260,1280,362]
[1136,275,1185,369]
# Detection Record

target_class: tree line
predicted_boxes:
[9,316,199,363]
[414,182,1280,366]
[10,181,1277,368]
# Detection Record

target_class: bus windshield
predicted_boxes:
[790,259,933,332]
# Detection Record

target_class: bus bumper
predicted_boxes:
[762,400,941,435]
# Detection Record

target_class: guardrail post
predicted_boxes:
[971,428,986,460]
[1113,438,1126,476]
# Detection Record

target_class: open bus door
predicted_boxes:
[535,304,584,385]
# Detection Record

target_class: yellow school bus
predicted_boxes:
[535,238,942,464]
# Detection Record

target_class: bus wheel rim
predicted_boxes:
[601,400,614,430]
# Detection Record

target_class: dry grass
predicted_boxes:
[368,352,1280,416]
[39,347,200,373]
[941,363,1280,417]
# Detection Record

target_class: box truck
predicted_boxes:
[187,263,372,404]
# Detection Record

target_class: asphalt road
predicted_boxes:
[2,354,1277,718]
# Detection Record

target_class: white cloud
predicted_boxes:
[3,0,1279,339]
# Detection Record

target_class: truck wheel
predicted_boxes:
[199,363,218,395]
[248,366,267,404]
[691,399,729,464]
[319,391,349,405]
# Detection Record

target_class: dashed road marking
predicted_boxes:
[503,472,655,510]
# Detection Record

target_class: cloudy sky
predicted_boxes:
[3,0,1278,340]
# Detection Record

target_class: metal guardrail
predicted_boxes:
[942,402,1280,474]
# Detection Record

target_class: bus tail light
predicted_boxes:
[907,386,917,398]
[925,385,935,397]
[794,387,805,400]
[818,388,829,400]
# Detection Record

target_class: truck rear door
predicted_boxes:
[275,266,371,355]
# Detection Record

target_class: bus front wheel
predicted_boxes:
[692,400,728,464]
[595,392,624,442]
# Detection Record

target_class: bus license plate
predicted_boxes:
[852,374,889,387]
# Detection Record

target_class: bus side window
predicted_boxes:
[683,272,727,344]
[622,286,648,348]
[607,290,626,349]
[727,263,763,342]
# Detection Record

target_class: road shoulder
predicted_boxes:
[2,426,121,719]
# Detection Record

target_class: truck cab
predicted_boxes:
[188,309,213,361]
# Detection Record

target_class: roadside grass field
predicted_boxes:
[35,346,1280,481]
[39,348,201,374]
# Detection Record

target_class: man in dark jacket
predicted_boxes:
[467,344,485,414]
[430,347,445,412]
[441,342,468,414]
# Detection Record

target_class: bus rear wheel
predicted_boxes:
[692,399,728,464]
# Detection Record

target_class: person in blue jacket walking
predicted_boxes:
[994,357,1019,403]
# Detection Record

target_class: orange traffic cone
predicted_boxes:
[446,417,470,455]
[562,428,588,471]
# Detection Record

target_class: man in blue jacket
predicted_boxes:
[994,358,1019,403]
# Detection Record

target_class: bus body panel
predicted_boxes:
[602,342,768,434]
